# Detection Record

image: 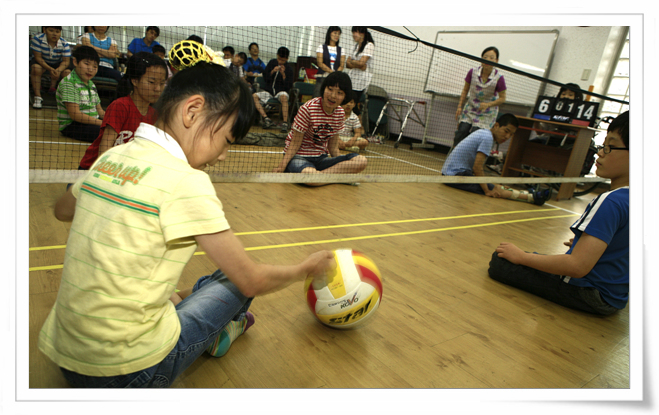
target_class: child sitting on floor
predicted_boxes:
[273,71,367,186]
[488,111,629,315]
[56,46,105,143]
[337,96,368,152]
[441,112,551,206]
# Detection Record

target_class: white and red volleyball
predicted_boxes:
[304,249,383,329]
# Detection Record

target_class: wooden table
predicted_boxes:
[501,116,597,200]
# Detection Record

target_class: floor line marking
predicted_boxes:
[377,143,447,161]
[364,148,442,173]
[30,141,90,146]
[234,208,562,235]
[238,214,578,251]
[29,213,577,271]
[544,202,583,216]
[29,208,562,251]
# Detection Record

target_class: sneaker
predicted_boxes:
[206,312,255,357]
[532,188,552,206]
[47,87,57,95]
[262,117,274,128]
[32,96,43,109]
[280,122,289,134]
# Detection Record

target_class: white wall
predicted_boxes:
[382,26,626,97]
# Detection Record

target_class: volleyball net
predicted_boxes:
[28,25,628,186]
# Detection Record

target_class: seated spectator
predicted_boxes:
[151,44,173,79]
[222,46,235,67]
[244,42,266,84]
[78,26,122,82]
[229,52,248,83]
[337,97,368,152]
[56,46,105,143]
[78,52,167,170]
[127,26,161,58]
[30,26,72,109]
[253,46,294,133]
[273,71,367,186]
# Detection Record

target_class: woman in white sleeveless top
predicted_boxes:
[345,26,375,116]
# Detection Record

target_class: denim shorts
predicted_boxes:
[285,153,360,173]
[60,269,253,388]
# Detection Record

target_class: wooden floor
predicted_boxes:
[29,179,630,389]
[27,99,630,391]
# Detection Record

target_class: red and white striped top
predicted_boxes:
[285,97,345,156]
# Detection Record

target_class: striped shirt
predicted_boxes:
[339,111,362,137]
[286,97,345,156]
[30,32,71,66]
[38,123,230,376]
[56,69,100,131]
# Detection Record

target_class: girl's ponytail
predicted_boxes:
[352,27,375,56]
[116,74,133,99]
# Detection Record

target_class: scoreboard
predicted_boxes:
[532,96,600,127]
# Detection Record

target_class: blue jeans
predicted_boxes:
[60,269,253,387]
[488,251,618,316]
[285,153,359,173]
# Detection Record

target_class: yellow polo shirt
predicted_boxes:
[39,124,230,376]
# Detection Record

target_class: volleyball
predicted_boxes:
[304,249,383,329]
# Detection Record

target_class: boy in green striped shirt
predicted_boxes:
[56,45,106,143]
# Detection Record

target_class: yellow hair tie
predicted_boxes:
[168,40,225,71]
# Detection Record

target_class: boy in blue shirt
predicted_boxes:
[127,26,161,57]
[244,42,266,84]
[488,111,630,315]
[442,113,551,205]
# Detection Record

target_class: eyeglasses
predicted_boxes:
[595,145,629,154]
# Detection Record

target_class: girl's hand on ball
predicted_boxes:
[305,250,336,281]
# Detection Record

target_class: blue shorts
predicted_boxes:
[285,153,360,173]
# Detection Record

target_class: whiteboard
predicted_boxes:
[424,30,559,106]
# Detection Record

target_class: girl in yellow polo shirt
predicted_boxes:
[39,40,336,388]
